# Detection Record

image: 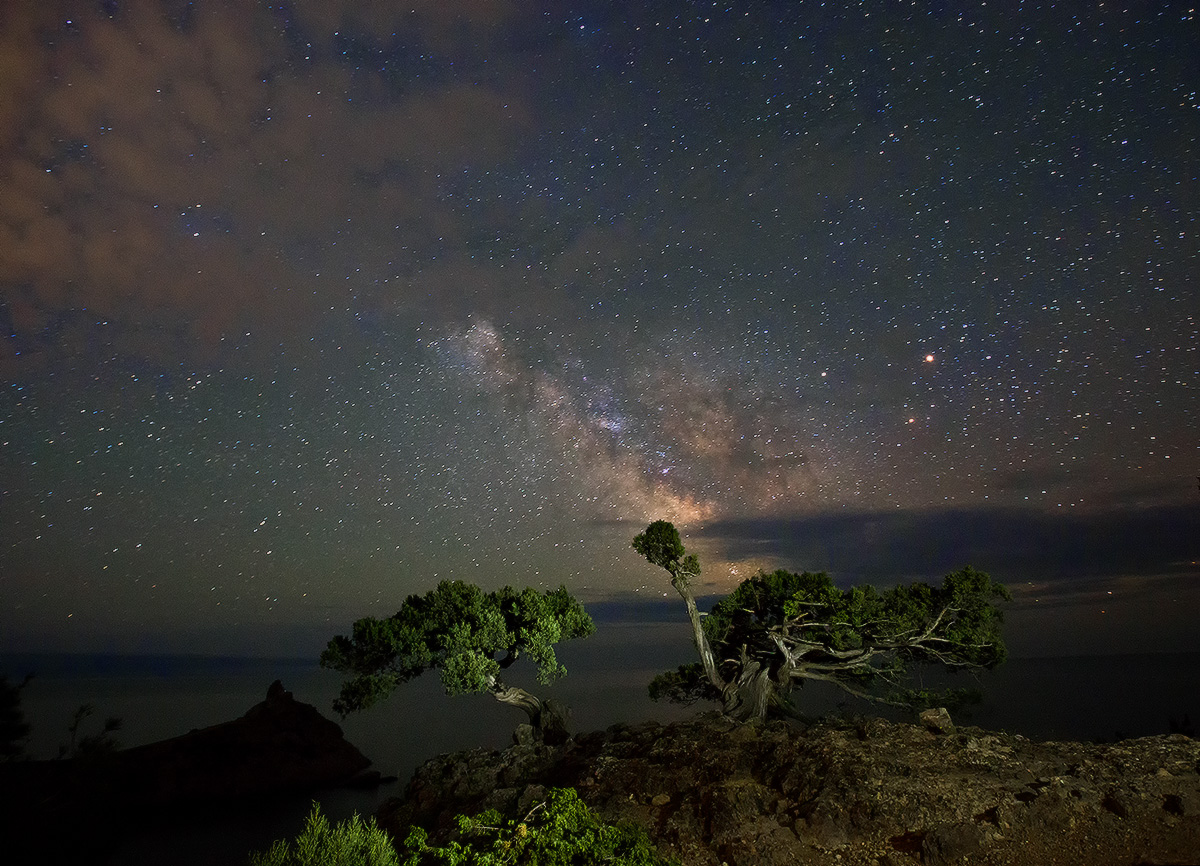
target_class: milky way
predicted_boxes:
[1,1,1196,657]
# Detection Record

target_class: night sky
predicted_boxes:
[2,1,1197,660]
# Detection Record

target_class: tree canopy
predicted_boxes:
[633,520,1009,721]
[321,581,594,741]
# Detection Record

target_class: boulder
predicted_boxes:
[920,706,955,735]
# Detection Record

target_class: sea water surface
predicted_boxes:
[3,626,1197,866]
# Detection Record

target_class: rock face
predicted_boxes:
[380,712,1200,866]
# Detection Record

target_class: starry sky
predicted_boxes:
[1,0,1197,660]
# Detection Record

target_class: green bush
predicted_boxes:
[250,788,675,866]
[397,787,676,865]
[249,804,399,866]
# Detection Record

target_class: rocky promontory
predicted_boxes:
[113,679,371,801]
[380,712,1200,866]
[0,681,371,860]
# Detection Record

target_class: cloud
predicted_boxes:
[598,505,1200,657]
[687,505,1200,655]
[0,0,534,370]
[295,0,520,52]
[700,504,1200,589]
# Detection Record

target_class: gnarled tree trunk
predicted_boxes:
[720,652,796,721]
[669,575,797,722]
[490,682,570,745]
[671,575,724,692]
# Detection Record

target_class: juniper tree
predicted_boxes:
[633,520,1008,721]
[321,581,594,743]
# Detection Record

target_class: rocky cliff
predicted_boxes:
[380,712,1200,866]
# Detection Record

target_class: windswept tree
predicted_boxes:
[633,520,1009,721]
[321,581,594,744]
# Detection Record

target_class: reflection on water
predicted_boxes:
[2,628,1197,865]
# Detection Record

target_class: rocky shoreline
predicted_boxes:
[380,711,1200,866]
[3,684,1196,865]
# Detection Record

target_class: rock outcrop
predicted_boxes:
[380,712,1200,866]
[0,681,370,860]
[113,679,370,802]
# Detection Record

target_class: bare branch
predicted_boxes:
[790,669,913,708]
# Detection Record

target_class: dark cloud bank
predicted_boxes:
[700,503,1200,586]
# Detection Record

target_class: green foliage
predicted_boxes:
[631,521,700,587]
[635,521,1010,718]
[249,791,673,866]
[893,686,983,713]
[706,566,1008,668]
[321,581,595,715]
[0,674,32,762]
[707,569,838,639]
[249,803,398,866]
[397,787,676,866]
[702,565,1005,710]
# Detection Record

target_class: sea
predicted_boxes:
[2,625,1197,866]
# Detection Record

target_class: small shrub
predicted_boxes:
[398,787,676,865]
[250,788,674,866]
[249,803,399,866]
